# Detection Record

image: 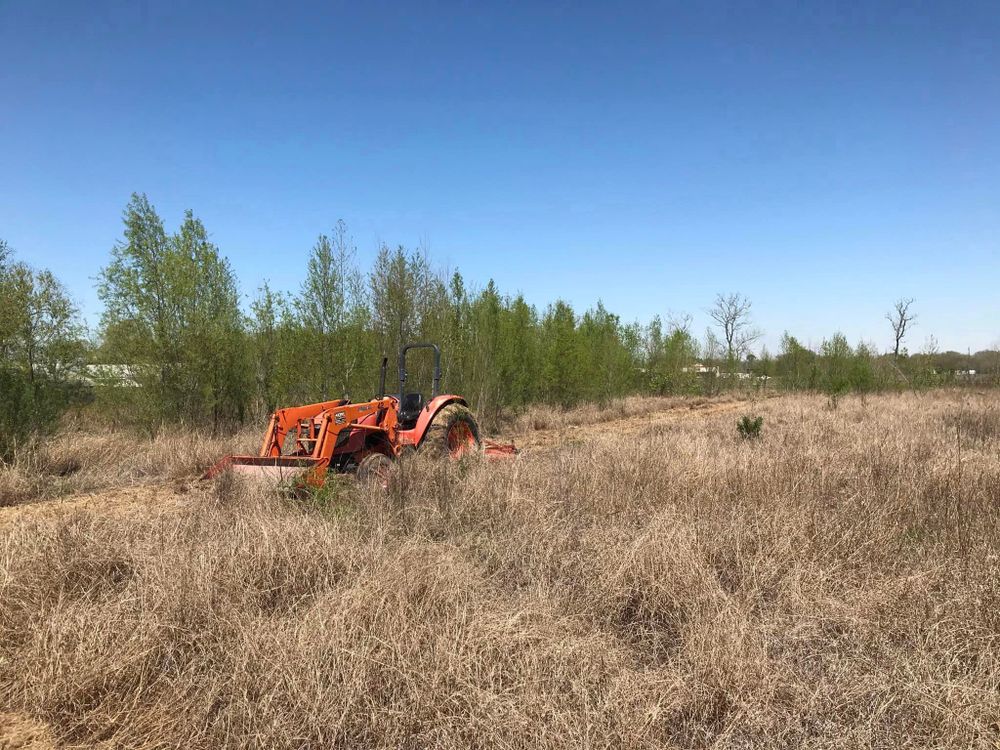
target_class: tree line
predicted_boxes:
[1,193,997,453]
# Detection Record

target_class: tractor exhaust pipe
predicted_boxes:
[375,356,389,425]
[377,356,388,399]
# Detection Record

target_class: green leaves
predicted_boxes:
[98,194,249,426]
[93,201,680,425]
[644,316,699,396]
[0,242,85,457]
[736,414,764,440]
[295,222,369,400]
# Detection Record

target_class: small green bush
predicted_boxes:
[737,414,764,440]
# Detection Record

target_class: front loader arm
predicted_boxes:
[312,397,397,463]
[260,400,348,457]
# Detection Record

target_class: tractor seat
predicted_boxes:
[397,392,424,427]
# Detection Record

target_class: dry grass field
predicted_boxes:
[1,390,999,749]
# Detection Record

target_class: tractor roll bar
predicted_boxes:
[399,342,442,398]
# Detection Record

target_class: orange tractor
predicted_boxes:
[204,343,514,487]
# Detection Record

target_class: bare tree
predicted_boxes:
[702,327,723,362]
[886,297,916,358]
[920,334,938,357]
[708,292,762,363]
[667,311,693,336]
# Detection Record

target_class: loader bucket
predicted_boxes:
[201,455,323,486]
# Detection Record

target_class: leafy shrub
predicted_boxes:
[736,414,764,440]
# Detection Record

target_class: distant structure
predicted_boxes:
[77,364,142,388]
[682,363,720,376]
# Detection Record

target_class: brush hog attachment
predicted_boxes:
[483,439,518,458]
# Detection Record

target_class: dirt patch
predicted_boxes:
[510,396,750,451]
[0,713,57,750]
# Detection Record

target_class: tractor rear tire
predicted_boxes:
[356,453,392,487]
[423,404,481,459]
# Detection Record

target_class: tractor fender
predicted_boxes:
[411,394,468,446]
[362,429,394,457]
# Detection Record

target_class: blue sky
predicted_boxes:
[2,0,998,354]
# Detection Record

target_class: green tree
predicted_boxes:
[578,301,634,405]
[849,341,879,393]
[775,333,816,390]
[502,294,541,408]
[249,282,288,414]
[645,315,699,395]
[97,194,174,417]
[368,244,446,392]
[175,210,249,426]
[98,194,249,426]
[296,221,369,399]
[441,270,470,395]
[369,245,423,360]
[818,332,853,395]
[540,300,581,408]
[0,241,85,456]
[465,280,504,413]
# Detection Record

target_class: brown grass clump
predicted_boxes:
[1,390,999,748]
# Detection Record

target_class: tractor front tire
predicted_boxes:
[356,453,393,487]
[423,404,481,459]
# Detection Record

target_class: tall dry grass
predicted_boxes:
[509,392,740,433]
[0,426,260,507]
[1,391,999,748]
